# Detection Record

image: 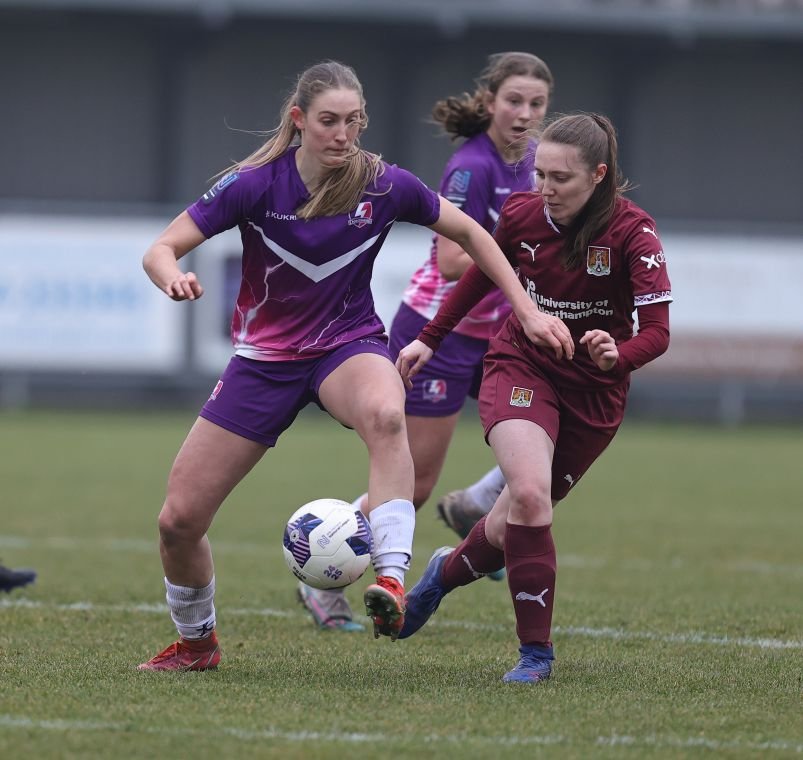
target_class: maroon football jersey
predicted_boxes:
[493,192,672,388]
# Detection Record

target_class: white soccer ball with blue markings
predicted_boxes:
[282,499,374,590]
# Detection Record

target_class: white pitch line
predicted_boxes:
[1,598,801,650]
[0,716,800,754]
[2,535,802,578]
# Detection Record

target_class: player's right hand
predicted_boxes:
[165,271,204,301]
[395,339,434,391]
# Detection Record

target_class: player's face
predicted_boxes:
[534,141,607,225]
[486,75,550,161]
[291,88,364,173]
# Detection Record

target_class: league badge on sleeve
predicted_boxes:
[445,169,471,208]
[202,172,239,204]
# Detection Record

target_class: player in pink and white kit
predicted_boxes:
[395,113,671,684]
[137,60,573,670]
[298,52,555,631]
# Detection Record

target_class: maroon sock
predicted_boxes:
[440,515,505,590]
[505,522,556,646]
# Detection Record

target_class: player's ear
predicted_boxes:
[592,163,607,185]
[289,106,305,131]
[484,90,496,117]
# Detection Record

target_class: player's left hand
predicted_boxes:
[580,329,619,372]
[395,339,434,391]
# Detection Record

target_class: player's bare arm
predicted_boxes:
[143,210,207,301]
[431,198,574,360]
[435,234,473,281]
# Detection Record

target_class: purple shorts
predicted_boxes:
[389,302,488,417]
[479,330,629,502]
[200,336,391,447]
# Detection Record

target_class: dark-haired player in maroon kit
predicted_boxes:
[395,112,671,684]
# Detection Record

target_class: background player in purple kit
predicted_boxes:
[298,51,555,631]
[395,113,672,684]
[137,60,573,670]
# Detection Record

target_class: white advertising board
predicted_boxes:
[5,214,798,381]
[640,233,803,379]
[0,215,185,371]
[193,223,803,380]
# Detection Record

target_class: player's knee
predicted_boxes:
[158,502,204,546]
[365,402,405,440]
[508,481,552,521]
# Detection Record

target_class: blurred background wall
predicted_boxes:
[1,0,802,422]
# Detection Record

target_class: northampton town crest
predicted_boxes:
[587,246,611,276]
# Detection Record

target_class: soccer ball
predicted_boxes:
[282,498,373,590]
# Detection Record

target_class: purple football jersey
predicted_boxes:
[187,148,440,361]
[403,133,536,339]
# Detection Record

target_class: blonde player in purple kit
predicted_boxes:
[396,113,672,684]
[137,60,573,670]
[298,52,555,631]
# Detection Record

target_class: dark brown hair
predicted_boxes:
[432,52,554,139]
[540,112,633,268]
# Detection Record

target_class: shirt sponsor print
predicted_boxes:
[640,251,667,270]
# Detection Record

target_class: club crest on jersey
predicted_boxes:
[509,386,533,408]
[201,172,239,205]
[587,246,611,277]
[423,378,447,402]
[348,201,373,228]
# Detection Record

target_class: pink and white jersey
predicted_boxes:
[495,192,672,387]
[402,133,535,340]
[187,148,440,361]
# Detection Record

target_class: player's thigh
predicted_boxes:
[488,417,554,514]
[166,417,268,530]
[318,352,407,435]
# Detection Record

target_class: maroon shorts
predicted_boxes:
[200,337,391,447]
[478,331,629,502]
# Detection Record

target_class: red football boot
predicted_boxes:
[364,576,405,641]
[137,631,221,671]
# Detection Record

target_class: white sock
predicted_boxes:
[465,466,506,513]
[368,499,414,584]
[350,493,367,511]
[165,576,216,640]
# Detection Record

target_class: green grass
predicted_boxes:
[1,409,801,759]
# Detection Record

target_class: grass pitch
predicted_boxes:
[1,409,801,759]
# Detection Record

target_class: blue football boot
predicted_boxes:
[397,546,453,639]
[502,644,554,684]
